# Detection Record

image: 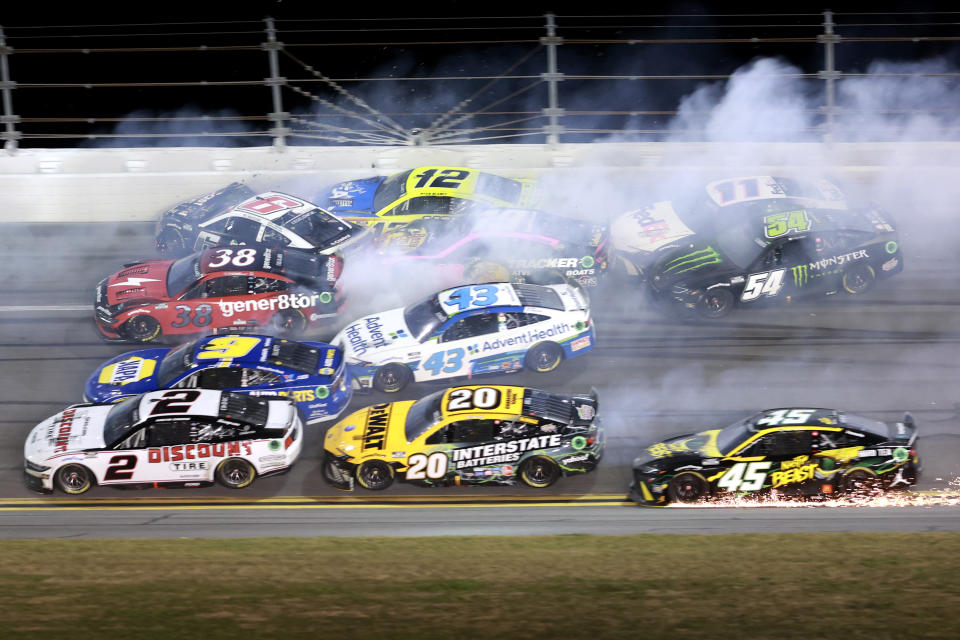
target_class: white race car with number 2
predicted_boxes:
[333,281,594,392]
[23,389,303,494]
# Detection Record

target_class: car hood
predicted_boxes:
[610,201,696,256]
[104,261,173,305]
[324,176,384,216]
[323,400,415,458]
[24,405,111,462]
[648,240,732,288]
[85,348,170,402]
[333,308,420,361]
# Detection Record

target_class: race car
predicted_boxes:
[94,246,342,342]
[23,389,303,494]
[629,407,919,505]
[322,166,538,234]
[378,208,610,288]
[156,184,370,257]
[610,175,848,276]
[83,335,351,424]
[332,281,594,392]
[643,204,902,318]
[321,384,603,490]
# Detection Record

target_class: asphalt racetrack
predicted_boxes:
[1,219,959,538]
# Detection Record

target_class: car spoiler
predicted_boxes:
[890,412,918,446]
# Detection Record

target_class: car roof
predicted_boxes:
[185,335,341,376]
[197,246,332,283]
[135,389,272,426]
[228,191,323,222]
[435,283,522,316]
[705,176,847,209]
[749,408,841,430]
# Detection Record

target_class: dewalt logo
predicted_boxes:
[791,264,809,287]
[663,246,721,274]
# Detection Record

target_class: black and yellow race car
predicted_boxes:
[629,407,919,505]
[322,384,603,491]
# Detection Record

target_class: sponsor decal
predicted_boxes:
[147,442,253,462]
[109,277,160,288]
[501,464,515,476]
[575,404,595,420]
[451,434,563,469]
[769,454,817,488]
[391,451,406,459]
[508,256,595,270]
[570,336,591,352]
[663,246,721,274]
[52,408,78,453]
[314,385,330,399]
[885,241,898,254]
[343,316,390,357]
[893,447,909,462]
[269,440,281,452]
[363,404,390,450]
[570,436,587,450]
[170,461,208,472]
[98,357,157,386]
[809,249,868,271]
[479,322,571,353]
[218,293,321,318]
[882,258,899,272]
[790,264,809,287]
[258,455,287,467]
[561,454,590,465]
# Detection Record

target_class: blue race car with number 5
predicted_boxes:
[83,334,352,424]
[331,281,594,392]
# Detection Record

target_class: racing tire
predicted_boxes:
[466,260,511,283]
[356,460,395,491]
[215,458,257,490]
[519,456,560,488]
[840,469,881,497]
[841,264,876,295]
[372,363,412,393]
[667,473,708,503]
[121,316,161,343]
[55,464,95,495]
[697,288,734,319]
[269,309,307,337]
[524,341,564,373]
[156,227,187,257]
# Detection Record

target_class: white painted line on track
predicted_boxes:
[0,305,87,313]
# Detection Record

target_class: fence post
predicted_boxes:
[0,25,20,153]
[541,13,564,146]
[818,10,841,143]
[263,17,289,150]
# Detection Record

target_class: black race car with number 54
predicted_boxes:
[644,204,902,318]
[629,407,919,506]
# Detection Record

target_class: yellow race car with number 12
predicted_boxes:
[322,166,539,234]
[322,384,603,491]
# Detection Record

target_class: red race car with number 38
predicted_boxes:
[95,246,342,343]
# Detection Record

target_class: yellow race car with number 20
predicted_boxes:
[322,384,603,491]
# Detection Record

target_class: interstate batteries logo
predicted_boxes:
[662,246,721,274]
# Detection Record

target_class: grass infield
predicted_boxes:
[3,533,960,639]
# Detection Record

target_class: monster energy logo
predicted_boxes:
[663,246,721,274]
[790,264,808,286]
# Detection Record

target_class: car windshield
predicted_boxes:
[714,414,760,455]
[712,220,766,270]
[275,207,353,247]
[404,390,445,442]
[103,396,141,447]
[374,170,411,212]
[166,255,202,296]
[157,341,198,387]
[475,173,523,202]
[403,294,447,341]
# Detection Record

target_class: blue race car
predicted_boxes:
[84,335,352,424]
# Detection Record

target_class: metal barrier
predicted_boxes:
[1,11,959,151]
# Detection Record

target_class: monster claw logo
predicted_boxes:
[663,246,721,274]
[790,264,808,286]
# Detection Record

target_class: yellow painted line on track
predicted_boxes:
[0,493,629,507]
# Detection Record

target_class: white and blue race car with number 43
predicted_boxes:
[333,282,594,392]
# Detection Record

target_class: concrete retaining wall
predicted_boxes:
[1,142,958,222]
